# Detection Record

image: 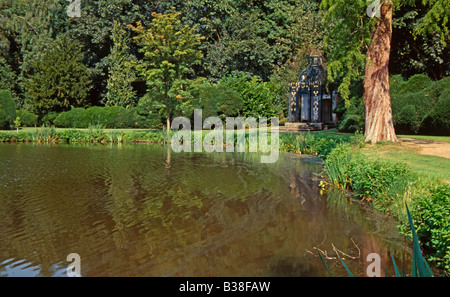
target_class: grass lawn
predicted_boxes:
[397,134,450,143]
[360,142,450,183]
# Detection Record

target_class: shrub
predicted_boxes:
[54,108,86,128]
[219,75,280,119]
[116,107,137,128]
[0,109,7,129]
[54,106,141,129]
[395,104,421,134]
[0,89,16,129]
[346,157,412,201]
[390,74,449,135]
[336,96,364,133]
[324,142,353,187]
[192,83,243,120]
[391,74,433,94]
[41,112,59,126]
[410,184,450,272]
[421,88,450,135]
[16,110,38,127]
[134,98,164,129]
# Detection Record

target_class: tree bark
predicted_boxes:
[165,89,171,133]
[363,0,398,144]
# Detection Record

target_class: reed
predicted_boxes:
[87,124,106,143]
[32,125,58,143]
[107,130,125,143]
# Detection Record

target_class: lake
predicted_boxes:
[0,143,411,276]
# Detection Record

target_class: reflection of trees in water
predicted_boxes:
[0,144,411,276]
[104,148,299,275]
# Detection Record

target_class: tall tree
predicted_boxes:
[128,9,204,132]
[320,0,449,143]
[0,0,68,107]
[363,0,397,143]
[105,21,136,108]
[159,0,324,81]
[66,0,160,105]
[24,36,92,117]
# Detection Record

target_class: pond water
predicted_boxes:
[0,143,411,277]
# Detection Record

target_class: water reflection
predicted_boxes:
[0,143,411,276]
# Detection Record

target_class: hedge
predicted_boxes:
[16,110,38,127]
[53,106,151,129]
[391,75,450,135]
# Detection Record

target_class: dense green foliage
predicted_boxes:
[0,0,447,130]
[219,75,282,119]
[346,158,413,201]
[104,21,137,108]
[321,0,449,104]
[390,74,450,134]
[128,9,204,129]
[390,1,449,80]
[192,83,243,120]
[52,106,152,129]
[0,0,328,125]
[23,36,92,117]
[409,184,450,272]
[0,89,16,129]
[15,109,38,127]
[336,74,450,134]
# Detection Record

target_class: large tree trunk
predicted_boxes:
[363,0,398,144]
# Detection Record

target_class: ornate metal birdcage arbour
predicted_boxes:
[288,51,339,128]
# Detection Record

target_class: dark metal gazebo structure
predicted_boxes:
[287,52,339,130]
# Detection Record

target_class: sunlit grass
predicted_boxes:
[360,142,450,183]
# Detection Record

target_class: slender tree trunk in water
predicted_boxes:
[166,115,171,133]
[165,91,171,133]
[363,0,398,144]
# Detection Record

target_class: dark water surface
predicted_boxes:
[0,143,411,277]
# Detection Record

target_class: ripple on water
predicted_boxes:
[0,143,412,277]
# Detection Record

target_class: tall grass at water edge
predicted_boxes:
[322,141,450,274]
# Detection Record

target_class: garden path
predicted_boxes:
[399,138,450,159]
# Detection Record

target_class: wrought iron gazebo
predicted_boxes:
[287,51,339,130]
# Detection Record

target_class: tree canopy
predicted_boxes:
[0,0,447,135]
[128,9,204,131]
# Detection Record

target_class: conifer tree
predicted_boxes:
[24,36,92,117]
[105,21,136,108]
